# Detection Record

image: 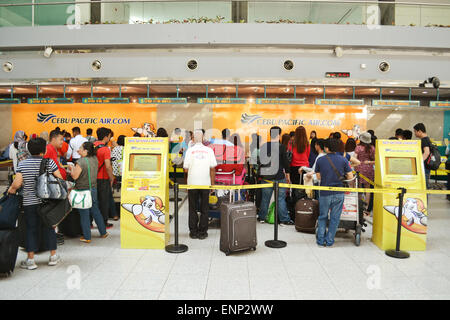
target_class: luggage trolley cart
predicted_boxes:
[208,170,236,221]
[339,174,365,246]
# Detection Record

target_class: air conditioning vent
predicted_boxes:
[284,60,294,71]
[378,61,390,73]
[91,60,102,71]
[187,59,198,70]
[2,62,13,73]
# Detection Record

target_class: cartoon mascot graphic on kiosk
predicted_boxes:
[384,197,428,234]
[122,196,166,233]
[131,122,156,137]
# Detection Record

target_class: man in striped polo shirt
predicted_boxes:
[8,138,64,270]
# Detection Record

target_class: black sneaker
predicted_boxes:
[279,220,294,226]
[257,218,265,224]
[189,232,198,239]
[198,232,208,240]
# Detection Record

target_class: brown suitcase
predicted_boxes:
[295,199,319,234]
[220,201,257,256]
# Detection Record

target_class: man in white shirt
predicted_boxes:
[66,127,87,163]
[183,130,217,240]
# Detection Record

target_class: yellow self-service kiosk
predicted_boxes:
[120,137,170,249]
[372,140,428,251]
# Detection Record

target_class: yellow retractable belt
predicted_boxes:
[179,183,273,190]
[177,182,450,195]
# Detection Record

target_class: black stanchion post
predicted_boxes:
[385,188,410,259]
[169,164,182,202]
[265,182,287,248]
[165,183,188,254]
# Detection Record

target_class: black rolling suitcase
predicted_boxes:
[220,200,257,256]
[58,209,82,237]
[0,228,20,276]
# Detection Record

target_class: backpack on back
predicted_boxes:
[425,143,441,171]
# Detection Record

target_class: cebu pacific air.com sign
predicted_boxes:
[37,113,131,125]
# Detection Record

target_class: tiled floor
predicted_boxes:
[1,192,450,300]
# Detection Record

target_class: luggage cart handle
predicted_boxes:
[215,170,236,175]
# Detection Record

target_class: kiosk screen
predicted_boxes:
[385,157,417,175]
[129,154,161,172]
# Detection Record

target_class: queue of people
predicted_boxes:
[4,126,132,270]
[178,123,438,248]
[3,121,444,270]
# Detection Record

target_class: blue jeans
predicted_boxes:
[24,204,57,253]
[259,178,291,222]
[317,193,345,246]
[78,188,107,240]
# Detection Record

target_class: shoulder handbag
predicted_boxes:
[325,154,349,187]
[69,158,93,209]
[38,198,72,228]
[36,158,68,200]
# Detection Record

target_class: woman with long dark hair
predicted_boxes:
[308,137,318,168]
[291,126,310,199]
[281,134,291,150]
[355,132,376,215]
[333,132,345,153]
[70,142,109,243]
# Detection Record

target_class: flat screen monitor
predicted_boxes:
[385,157,417,175]
[129,154,161,172]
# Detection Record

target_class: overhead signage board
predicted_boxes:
[256,98,306,105]
[0,98,20,104]
[429,101,450,108]
[28,98,73,104]
[82,97,130,104]
[138,98,187,104]
[372,100,421,108]
[315,99,364,106]
[197,98,247,104]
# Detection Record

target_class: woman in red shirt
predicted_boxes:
[290,126,310,197]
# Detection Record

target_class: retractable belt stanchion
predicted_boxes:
[169,164,182,202]
[165,183,188,254]
[265,181,287,248]
[385,188,410,259]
